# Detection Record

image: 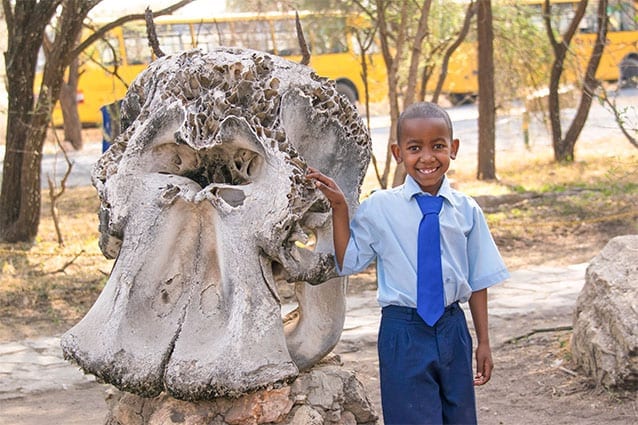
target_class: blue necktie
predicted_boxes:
[415,194,445,326]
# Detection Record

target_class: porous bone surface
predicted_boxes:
[61,47,371,400]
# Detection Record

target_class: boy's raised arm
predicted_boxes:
[306,168,350,270]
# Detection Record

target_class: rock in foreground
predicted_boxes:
[571,235,638,389]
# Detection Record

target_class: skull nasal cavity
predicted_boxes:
[182,149,263,189]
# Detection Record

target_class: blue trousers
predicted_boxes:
[378,303,477,425]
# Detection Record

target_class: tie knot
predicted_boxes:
[416,194,443,215]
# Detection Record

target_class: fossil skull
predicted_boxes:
[61,48,370,400]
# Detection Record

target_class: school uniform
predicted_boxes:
[338,175,509,425]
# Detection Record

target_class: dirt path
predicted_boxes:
[1,263,636,425]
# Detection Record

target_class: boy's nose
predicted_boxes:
[419,150,436,162]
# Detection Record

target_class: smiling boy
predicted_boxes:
[308,102,509,424]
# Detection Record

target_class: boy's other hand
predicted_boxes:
[306,167,347,209]
[474,343,493,386]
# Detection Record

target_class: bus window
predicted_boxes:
[232,19,273,51]
[124,27,151,65]
[271,19,301,56]
[193,22,230,49]
[610,0,638,30]
[97,37,121,67]
[156,24,191,55]
[306,16,348,54]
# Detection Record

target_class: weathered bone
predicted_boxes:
[62,48,370,399]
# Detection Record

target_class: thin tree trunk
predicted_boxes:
[376,0,408,189]
[542,0,589,162]
[477,0,496,180]
[431,1,477,104]
[60,54,83,149]
[560,0,609,161]
[403,0,432,108]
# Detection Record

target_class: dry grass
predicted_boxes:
[0,186,112,341]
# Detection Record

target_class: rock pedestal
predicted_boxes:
[571,235,638,389]
[104,360,378,425]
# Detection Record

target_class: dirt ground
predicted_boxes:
[1,130,637,424]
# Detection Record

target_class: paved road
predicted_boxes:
[0,262,588,424]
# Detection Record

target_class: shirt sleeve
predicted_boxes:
[337,198,378,276]
[467,204,510,290]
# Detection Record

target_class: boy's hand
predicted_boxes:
[306,167,351,269]
[306,167,347,209]
[473,342,493,386]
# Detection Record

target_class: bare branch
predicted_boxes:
[145,7,165,58]
[47,122,74,246]
[49,250,85,274]
[542,0,559,50]
[431,0,477,103]
[598,89,638,148]
[71,0,194,58]
[504,326,573,344]
[84,42,130,90]
[295,12,310,66]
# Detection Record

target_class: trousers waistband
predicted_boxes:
[381,302,460,323]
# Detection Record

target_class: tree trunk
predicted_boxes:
[542,0,589,162]
[403,0,432,108]
[60,55,83,150]
[1,0,192,242]
[431,1,477,104]
[477,0,496,180]
[547,52,565,158]
[558,0,609,162]
[376,0,408,189]
[0,0,60,242]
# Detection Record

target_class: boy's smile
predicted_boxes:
[392,117,459,195]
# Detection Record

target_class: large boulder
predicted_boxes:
[571,235,638,389]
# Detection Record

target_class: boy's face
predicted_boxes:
[391,117,459,195]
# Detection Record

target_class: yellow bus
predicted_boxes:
[49,11,388,125]
[539,0,638,84]
[428,0,638,101]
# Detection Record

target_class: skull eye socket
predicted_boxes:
[233,149,263,180]
[149,144,199,176]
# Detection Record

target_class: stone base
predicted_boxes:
[104,358,378,425]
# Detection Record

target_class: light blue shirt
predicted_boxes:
[340,175,510,308]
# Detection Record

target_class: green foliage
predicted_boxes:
[491,2,554,104]
[512,185,527,194]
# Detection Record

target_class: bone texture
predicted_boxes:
[62,48,371,399]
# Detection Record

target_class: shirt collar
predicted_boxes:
[401,174,452,202]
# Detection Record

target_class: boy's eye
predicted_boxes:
[433,143,446,150]
[407,145,420,152]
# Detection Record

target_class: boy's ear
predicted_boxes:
[450,138,460,160]
[391,143,403,163]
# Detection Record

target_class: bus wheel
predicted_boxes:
[448,93,477,106]
[619,55,638,88]
[336,82,357,104]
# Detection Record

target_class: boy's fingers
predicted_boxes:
[474,360,492,385]
[309,173,335,188]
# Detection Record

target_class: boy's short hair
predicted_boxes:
[397,102,454,143]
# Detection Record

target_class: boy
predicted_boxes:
[307,102,509,425]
